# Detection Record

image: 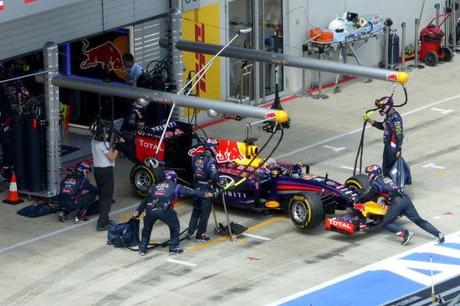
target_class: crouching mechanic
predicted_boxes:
[187,138,221,242]
[57,162,98,223]
[133,170,214,256]
[364,96,403,176]
[357,164,444,245]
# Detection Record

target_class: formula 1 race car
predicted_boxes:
[119,121,383,231]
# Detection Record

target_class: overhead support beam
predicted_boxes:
[35,75,289,124]
[171,40,409,85]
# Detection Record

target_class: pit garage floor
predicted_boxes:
[1,60,460,306]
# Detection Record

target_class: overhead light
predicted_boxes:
[136,97,150,107]
[207,109,220,118]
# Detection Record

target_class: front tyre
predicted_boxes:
[288,193,324,231]
[130,164,156,197]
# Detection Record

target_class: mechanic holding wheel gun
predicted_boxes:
[187,138,221,242]
[363,96,404,176]
[133,170,215,256]
[357,164,445,246]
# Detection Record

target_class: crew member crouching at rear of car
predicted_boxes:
[133,170,214,256]
[357,164,444,245]
[56,162,98,223]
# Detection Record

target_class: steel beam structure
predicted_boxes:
[171,40,410,85]
[36,75,289,123]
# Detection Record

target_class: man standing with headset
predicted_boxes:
[91,122,119,231]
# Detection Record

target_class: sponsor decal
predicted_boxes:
[80,39,124,73]
[215,139,244,163]
[182,3,221,118]
[386,74,398,82]
[135,136,165,161]
[330,219,354,231]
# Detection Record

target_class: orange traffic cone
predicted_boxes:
[3,171,24,205]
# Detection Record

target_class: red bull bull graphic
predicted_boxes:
[188,139,244,164]
[73,33,129,82]
[80,39,124,72]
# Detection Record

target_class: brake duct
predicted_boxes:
[169,40,409,85]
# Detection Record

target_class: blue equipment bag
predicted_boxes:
[17,202,54,217]
[107,218,140,248]
[389,156,412,189]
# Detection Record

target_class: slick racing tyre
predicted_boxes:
[130,164,156,197]
[288,192,324,231]
[345,174,378,202]
[345,174,369,191]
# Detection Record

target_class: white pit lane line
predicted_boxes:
[167,259,198,267]
[241,233,272,241]
[2,93,460,255]
[275,93,460,159]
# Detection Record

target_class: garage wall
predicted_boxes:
[285,0,445,93]
[134,17,170,69]
[0,0,169,61]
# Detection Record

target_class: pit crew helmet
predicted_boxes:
[204,138,218,150]
[375,96,394,116]
[365,164,382,181]
[76,161,91,175]
[164,170,177,182]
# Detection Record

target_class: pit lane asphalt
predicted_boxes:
[1,60,460,305]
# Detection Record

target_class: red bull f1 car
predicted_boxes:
[119,121,387,232]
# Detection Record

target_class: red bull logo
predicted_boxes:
[188,139,244,164]
[215,139,244,163]
[386,74,397,82]
[80,39,124,72]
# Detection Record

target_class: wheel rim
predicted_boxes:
[292,201,308,223]
[134,169,152,193]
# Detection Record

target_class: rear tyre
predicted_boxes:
[440,46,453,62]
[424,51,438,66]
[130,164,156,197]
[288,193,324,231]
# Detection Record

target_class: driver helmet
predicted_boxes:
[204,138,218,150]
[365,164,382,181]
[375,96,394,116]
[76,161,91,175]
[164,170,177,182]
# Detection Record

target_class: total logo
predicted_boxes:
[330,218,353,230]
[138,139,163,152]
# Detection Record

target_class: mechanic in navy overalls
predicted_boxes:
[364,96,403,176]
[56,162,98,223]
[133,170,212,256]
[357,164,444,246]
[187,138,220,242]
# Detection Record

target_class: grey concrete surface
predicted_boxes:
[1,59,460,306]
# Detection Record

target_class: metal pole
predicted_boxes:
[312,47,328,100]
[169,8,184,121]
[43,42,61,197]
[436,3,441,27]
[401,22,407,71]
[35,75,289,123]
[384,25,390,68]
[410,18,425,69]
[171,40,410,84]
[452,1,457,51]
